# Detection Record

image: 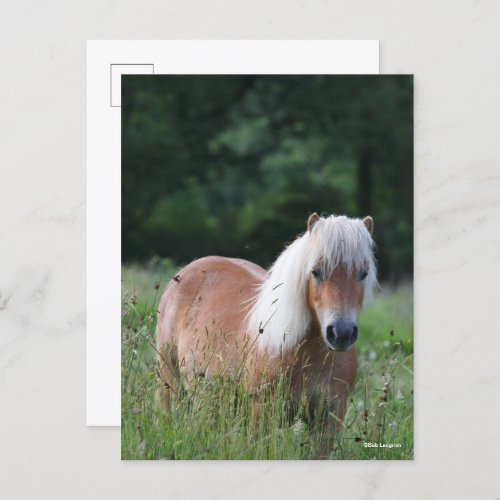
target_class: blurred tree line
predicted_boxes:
[122,75,413,282]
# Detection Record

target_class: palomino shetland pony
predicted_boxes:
[156,213,376,445]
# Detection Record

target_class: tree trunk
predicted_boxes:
[357,150,372,216]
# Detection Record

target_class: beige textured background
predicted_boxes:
[1,1,500,498]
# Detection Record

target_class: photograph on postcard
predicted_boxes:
[121,75,413,460]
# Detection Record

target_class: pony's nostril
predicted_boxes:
[352,326,358,342]
[326,325,336,344]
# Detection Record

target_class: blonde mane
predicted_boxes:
[247,214,377,355]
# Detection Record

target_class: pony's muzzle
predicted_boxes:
[326,320,358,351]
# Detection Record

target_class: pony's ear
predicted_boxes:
[362,216,374,235]
[307,212,321,232]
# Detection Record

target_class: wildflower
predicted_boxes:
[381,374,393,388]
[292,419,305,434]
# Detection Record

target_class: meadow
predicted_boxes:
[121,258,413,460]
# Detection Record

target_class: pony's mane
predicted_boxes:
[247,214,377,355]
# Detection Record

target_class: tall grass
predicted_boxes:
[122,259,413,460]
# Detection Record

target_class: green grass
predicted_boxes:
[122,260,413,460]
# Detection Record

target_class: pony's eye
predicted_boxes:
[312,269,323,281]
[358,270,368,281]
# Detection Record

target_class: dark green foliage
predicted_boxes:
[122,75,413,282]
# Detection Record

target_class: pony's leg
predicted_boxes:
[248,374,268,432]
[155,342,179,413]
[250,396,263,432]
[316,382,349,458]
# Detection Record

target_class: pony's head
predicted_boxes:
[249,213,377,355]
[305,213,376,352]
